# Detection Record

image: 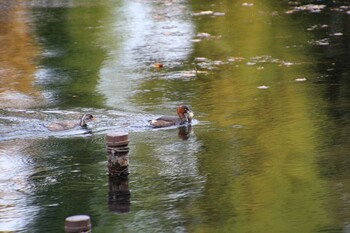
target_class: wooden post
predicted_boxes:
[106,132,131,213]
[106,132,129,177]
[64,215,91,233]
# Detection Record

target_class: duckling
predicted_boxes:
[150,105,194,128]
[47,113,94,131]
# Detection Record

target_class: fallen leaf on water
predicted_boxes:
[195,32,221,40]
[213,12,225,16]
[196,32,211,38]
[247,62,256,66]
[309,38,330,46]
[192,11,225,17]
[153,63,164,68]
[182,72,196,77]
[242,3,254,7]
[257,85,269,89]
[227,56,245,62]
[282,62,294,66]
[332,32,343,36]
[192,11,213,16]
[286,4,326,14]
[295,78,307,82]
[195,57,208,62]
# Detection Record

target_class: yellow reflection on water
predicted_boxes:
[189,1,333,232]
[0,2,42,108]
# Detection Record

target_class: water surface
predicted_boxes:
[0,0,350,232]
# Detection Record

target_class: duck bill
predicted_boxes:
[185,111,194,123]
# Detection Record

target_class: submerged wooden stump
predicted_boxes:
[64,215,91,233]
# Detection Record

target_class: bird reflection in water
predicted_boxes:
[178,125,193,140]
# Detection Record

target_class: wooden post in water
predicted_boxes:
[105,132,130,177]
[105,132,131,213]
[64,215,91,233]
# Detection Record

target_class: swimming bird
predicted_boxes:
[47,113,94,131]
[150,105,194,128]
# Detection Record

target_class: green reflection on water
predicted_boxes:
[8,0,349,232]
[33,3,109,108]
[23,137,106,232]
[158,1,336,233]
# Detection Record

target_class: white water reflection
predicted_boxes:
[0,142,39,232]
[98,0,194,111]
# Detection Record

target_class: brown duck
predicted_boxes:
[47,114,94,131]
[150,105,194,128]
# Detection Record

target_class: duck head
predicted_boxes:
[177,105,194,123]
[79,114,94,127]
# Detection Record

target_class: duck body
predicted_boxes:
[47,114,94,131]
[150,105,194,128]
[47,121,78,131]
[150,116,184,128]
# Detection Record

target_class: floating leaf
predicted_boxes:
[257,85,269,89]
[196,32,211,38]
[213,12,225,16]
[227,56,245,62]
[242,3,254,7]
[153,63,164,68]
[192,11,213,16]
[286,4,326,14]
[195,57,208,62]
[309,38,330,46]
[332,32,343,36]
[247,62,256,66]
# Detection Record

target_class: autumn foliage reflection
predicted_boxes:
[0,2,42,108]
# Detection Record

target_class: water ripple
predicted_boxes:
[0,141,38,232]
[0,108,200,141]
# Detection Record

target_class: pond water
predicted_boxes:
[1,0,350,232]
